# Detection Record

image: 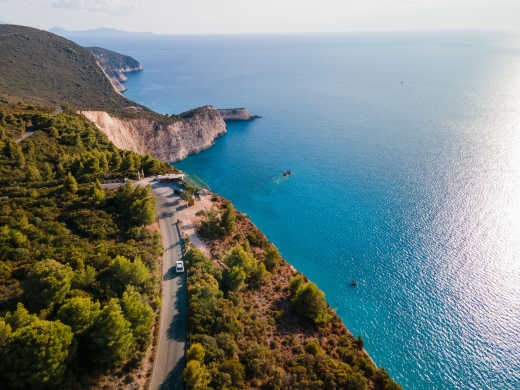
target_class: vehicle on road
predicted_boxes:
[176,260,184,273]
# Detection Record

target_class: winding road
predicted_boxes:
[150,182,186,390]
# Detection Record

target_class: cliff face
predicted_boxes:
[82,106,227,162]
[89,47,143,93]
[217,107,260,121]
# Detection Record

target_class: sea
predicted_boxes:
[70,31,520,389]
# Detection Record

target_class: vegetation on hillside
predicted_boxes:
[0,25,165,121]
[0,105,172,389]
[183,200,402,390]
[89,46,142,74]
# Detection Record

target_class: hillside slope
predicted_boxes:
[0,25,141,115]
[0,104,175,389]
[0,24,228,161]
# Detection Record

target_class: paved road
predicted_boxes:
[15,131,35,144]
[150,183,186,390]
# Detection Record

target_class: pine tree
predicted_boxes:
[87,299,135,365]
[64,172,78,194]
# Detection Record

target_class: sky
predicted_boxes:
[0,0,519,35]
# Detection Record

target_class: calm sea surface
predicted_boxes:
[72,32,520,389]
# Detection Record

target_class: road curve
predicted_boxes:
[150,183,186,390]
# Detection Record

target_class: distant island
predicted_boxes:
[49,26,156,39]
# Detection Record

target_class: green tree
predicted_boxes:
[87,299,135,366]
[289,274,305,295]
[187,343,205,362]
[121,153,135,172]
[222,266,246,292]
[1,319,74,389]
[84,156,100,174]
[198,211,223,239]
[243,343,270,378]
[26,164,42,181]
[220,202,236,235]
[290,277,331,325]
[73,265,96,289]
[250,262,270,288]
[41,162,54,179]
[74,133,83,147]
[129,185,156,226]
[264,244,282,271]
[88,179,105,205]
[225,246,256,275]
[4,303,37,330]
[184,360,211,390]
[374,368,403,390]
[64,172,78,194]
[120,286,153,347]
[24,259,73,310]
[109,255,151,293]
[99,153,109,173]
[57,296,100,334]
[110,151,122,170]
[356,335,364,350]
[10,142,25,168]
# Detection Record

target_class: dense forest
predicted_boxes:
[182,200,402,390]
[0,103,174,389]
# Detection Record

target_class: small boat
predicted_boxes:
[282,170,292,177]
[350,281,358,287]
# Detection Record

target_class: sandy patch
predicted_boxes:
[175,193,214,256]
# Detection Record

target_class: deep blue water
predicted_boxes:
[71,32,520,389]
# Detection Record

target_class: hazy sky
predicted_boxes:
[1,0,519,34]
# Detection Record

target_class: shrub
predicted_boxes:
[222,266,246,292]
[264,244,282,271]
[289,276,331,325]
[184,360,211,389]
[220,203,236,235]
[187,343,205,362]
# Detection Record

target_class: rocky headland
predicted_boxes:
[89,46,143,93]
[217,107,261,121]
[81,105,227,162]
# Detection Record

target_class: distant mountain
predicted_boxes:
[49,27,155,39]
[0,24,151,117]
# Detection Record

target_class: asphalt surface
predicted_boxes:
[149,183,186,390]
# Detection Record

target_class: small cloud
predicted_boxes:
[52,0,141,14]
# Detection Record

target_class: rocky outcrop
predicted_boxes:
[81,106,227,162]
[217,108,261,121]
[89,47,143,93]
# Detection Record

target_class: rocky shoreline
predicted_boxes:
[89,46,143,93]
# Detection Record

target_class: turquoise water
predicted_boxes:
[73,32,520,389]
